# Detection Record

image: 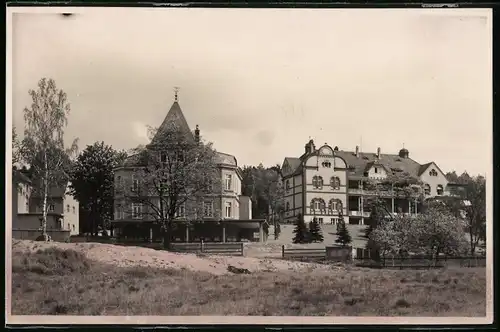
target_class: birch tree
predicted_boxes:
[21,78,78,241]
[116,123,221,249]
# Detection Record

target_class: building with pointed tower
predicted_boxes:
[111,90,265,243]
[281,139,463,225]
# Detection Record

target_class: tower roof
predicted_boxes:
[150,101,194,145]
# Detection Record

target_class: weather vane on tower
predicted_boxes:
[174,86,180,102]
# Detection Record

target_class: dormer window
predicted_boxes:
[374,167,378,174]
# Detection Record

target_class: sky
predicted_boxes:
[9,8,492,176]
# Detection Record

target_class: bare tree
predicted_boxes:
[116,122,221,249]
[21,78,79,241]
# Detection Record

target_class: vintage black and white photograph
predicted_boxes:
[6,6,493,325]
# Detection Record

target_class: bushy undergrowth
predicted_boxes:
[11,247,486,316]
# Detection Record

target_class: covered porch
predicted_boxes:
[110,219,268,243]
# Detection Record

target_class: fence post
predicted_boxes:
[282,245,285,258]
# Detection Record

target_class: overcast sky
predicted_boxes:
[9,8,491,176]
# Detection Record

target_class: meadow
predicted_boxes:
[11,241,486,316]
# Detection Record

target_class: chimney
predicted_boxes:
[305,139,315,155]
[377,147,381,159]
[355,146,359,157]
[194,125,200,143]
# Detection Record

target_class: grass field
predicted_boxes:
[11,245,486,316]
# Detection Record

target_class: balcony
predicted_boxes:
[348,188,420,198]
[348,210,370,218]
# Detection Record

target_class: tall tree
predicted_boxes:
[21,78,78,240]
[12,126,22,166]
[308,218,324,243]
[418,202,469,261]
[69,142,124,236]
[116,123,221,249]
[335,219,352,248]
[292,213,309,244]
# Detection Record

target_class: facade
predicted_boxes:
[281,139,460,225]
[28,181,80,235]
[112,94,263,242]
[12,167,80,236]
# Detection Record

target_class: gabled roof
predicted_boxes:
[150,101,194,145]
[216,152,237,166]
[335,150,422,178]
[363,160,391,173]
[282,157,302,177]
[418,162,433,176]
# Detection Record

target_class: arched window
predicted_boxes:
[424,184,431,196]
[321,161,332,168]
[312,176,324,189]
[429,169,438,177]
[310,198,326,212]
[328,198,343,212]
[436,184,444,196]
[330,176,341,189]
[286,201,290,211]
[286,180,290,190]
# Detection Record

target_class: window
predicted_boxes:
[115,204,122,220]
[310,198,326,212]
[175,203,186,218]
[132,203,142,219]
[225,174,232,191]
[72,206,76,214]
[374,167,378,174]
[330,218,338,224]
[312,176,323,189]
[429,169,438,177]
[436,185,444,196]
[132,176,139,192]
[225,202,232,218]
[321,161,331,168]
[286,201,290,211]
[176,151,185,162]
[203,201,214,218]
[328,198,343,212]
[49,204,55,211]
[72,224,75,231]
[66,204,70,213]
[160,152,168,163]
[330,176,341,190]
[424,184,431,195]
[286,180,290,190]
[317,217,324,224]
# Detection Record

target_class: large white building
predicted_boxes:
[281,139,461,225]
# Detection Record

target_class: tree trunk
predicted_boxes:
[41,152,49,241]
[163,220,173,250]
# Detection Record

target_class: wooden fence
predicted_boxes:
[171,242,245,256]
[282,246,326,260]
[354,256,487,269]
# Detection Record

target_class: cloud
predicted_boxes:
[132,121,149,143]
